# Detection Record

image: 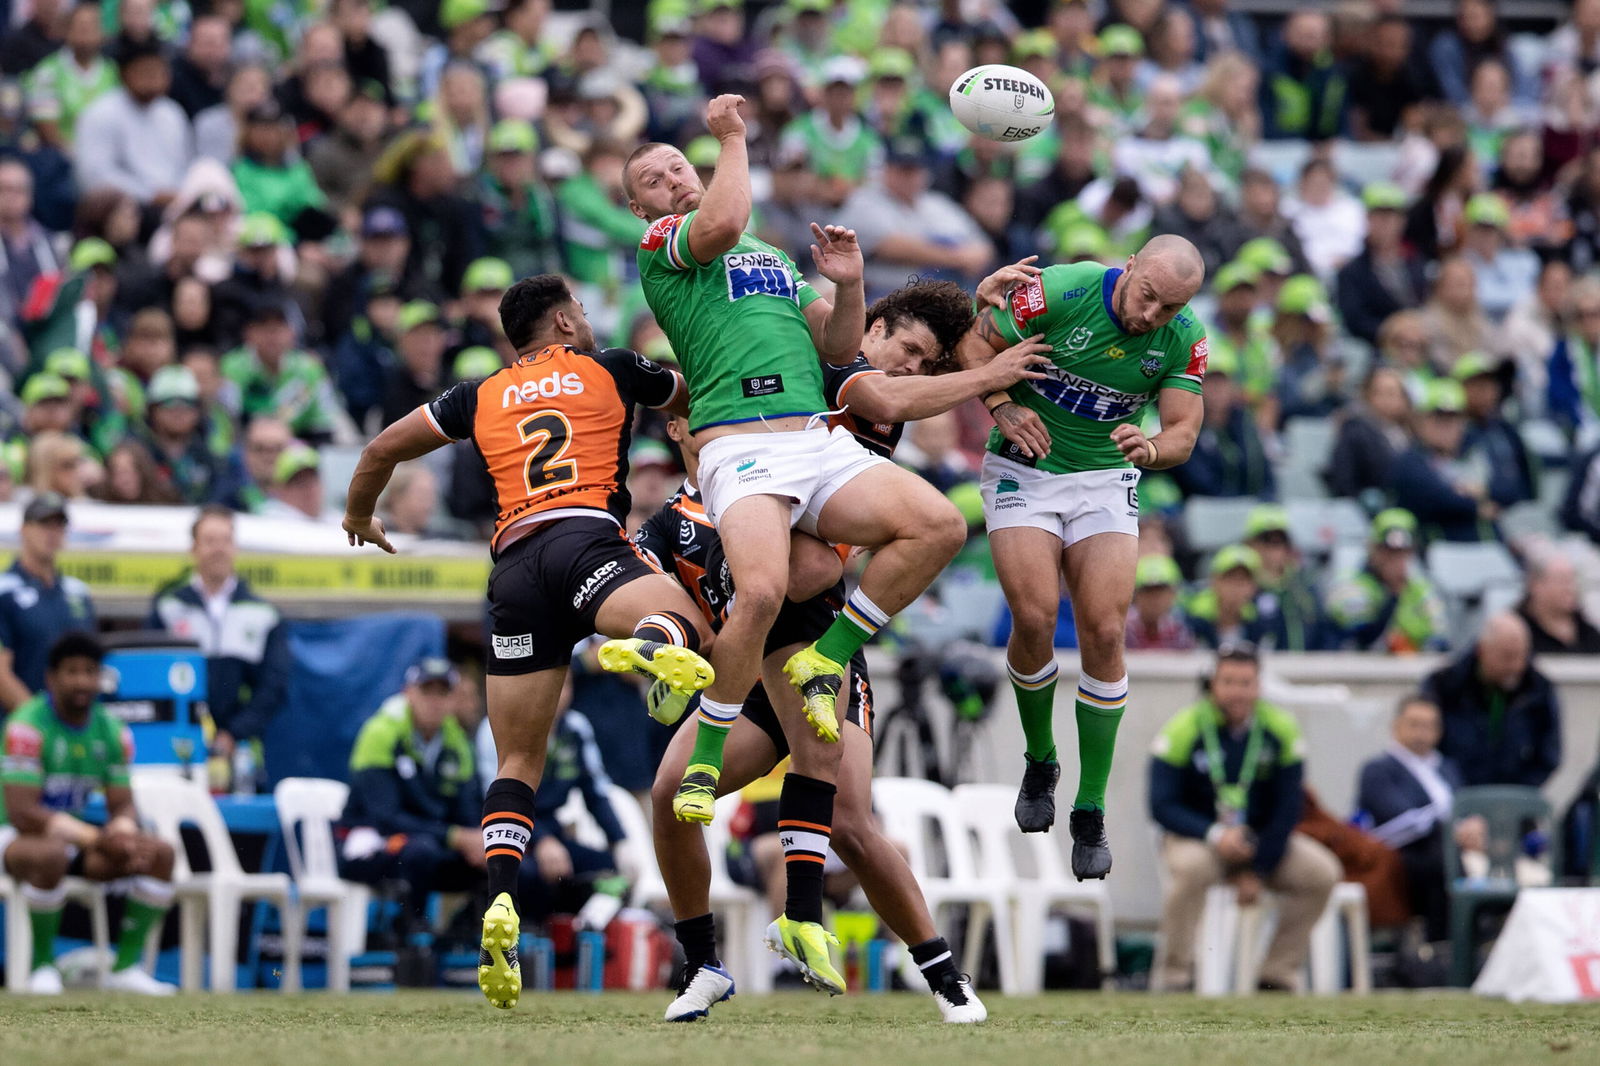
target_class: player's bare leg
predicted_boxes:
[991,526,1068,832]
[1060,531,1139,880]
[830,726,986,1021]
[677,493,794,822]
[790,463,966,738]
[651,715,779,1021]
[593,573,716,724]
[478,667,570,1009]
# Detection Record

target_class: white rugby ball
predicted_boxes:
[948,64,1055,143]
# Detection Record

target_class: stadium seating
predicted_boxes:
[1,873,112,990]
[872,777,1021,994]
[1183,498,1263,553]
[273,777,369,993]
[1425,542,1524,647]
[133,771,302,993]
[1443,786,1559,987]
[954,783,1116,993]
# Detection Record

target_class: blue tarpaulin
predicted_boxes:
[261,612,446,786]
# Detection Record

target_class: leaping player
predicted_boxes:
[342,275,718,1012]
[961,235,1208,880]
[625,98,980,977]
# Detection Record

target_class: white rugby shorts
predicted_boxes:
[698,425,887,529]
[980,452,1141,547]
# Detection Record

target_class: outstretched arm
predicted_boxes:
[343,408,447,553]
[802,224,867,365]
[684,95,753,265]
[842,336,1051,423]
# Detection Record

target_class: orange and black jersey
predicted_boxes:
[633,483,729,627]
[423,344,682,552]
[823,353,903,459]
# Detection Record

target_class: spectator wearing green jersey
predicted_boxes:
[1089,25,1146,136]
[1327,508,1450,653]
[777,56,881,209]
[1184,544,1279,649]
[475,120,563,283]
[24,3,118,148]
[1149,644,1339,991]
[231,100,330,231]
[555,139,648,289]
[1244,504,1330,652]
[0,633,177,995]
[221,300,344,445]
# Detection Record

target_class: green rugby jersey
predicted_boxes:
[638,211,828,432]
[0,695,131,823]
[987,262,1208,474]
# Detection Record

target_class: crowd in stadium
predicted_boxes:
[3,0,1600,998]
[5,0,1600,656]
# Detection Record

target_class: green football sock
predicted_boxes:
[1073,673,1129,811]
[688,697,741,773]
[114,899,168,972]
[1007,659,1059,763]
[813,589,890,666]
[29,904,63,971]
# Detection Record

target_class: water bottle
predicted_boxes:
[575,929,606,992]
[231,744,257,796]
[865,939,889,993]
[522,934,555,992]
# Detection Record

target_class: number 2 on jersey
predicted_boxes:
[518,410,578,496]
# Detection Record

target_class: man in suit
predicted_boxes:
[1356,695,1486,942]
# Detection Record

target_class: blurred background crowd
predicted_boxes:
[6,0,1600,660]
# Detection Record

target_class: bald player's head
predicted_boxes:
[1113,235,1205,335]
[1476,610,1531,691]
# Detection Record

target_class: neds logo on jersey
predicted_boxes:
[502,372,585,406]
[725,251,798,303]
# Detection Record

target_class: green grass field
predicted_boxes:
[1,991,1596,1066]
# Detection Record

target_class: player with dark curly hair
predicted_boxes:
[823,271,1055,459]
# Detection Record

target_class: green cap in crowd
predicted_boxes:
[1419,377,1466,414]
[1276,274,1333,322]
[1098,24,1144,58]
[44,347,91,382]
[274,442,321,484]
[20,373,70,406]
[1209,544,1261,579]
[488,118,538,155]
[1362,182,1408,211]
[1235,237,1293,276]
[453,346,503,379]
[1370,508,1418,550]
[1135,554,1182,589]
[398,300,442,333]
[1464,192,1511,229]
[1244,503,1291,540]
[461,257,514,295]
[1213,261,1260,294]
[70,237,116,272]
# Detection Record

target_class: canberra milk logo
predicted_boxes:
[503,372,584,406]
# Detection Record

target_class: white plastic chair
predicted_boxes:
[610,785,771,994]
[1307,882,1372,994]
[132,772,302,992]
[953,783,1115,993]
[2,872,112,990]
[1284,499,1369,554]
[1193,881,1370,995]
[1280,418,1338,500]
[872,777,1021,994]
[273,778,368,993]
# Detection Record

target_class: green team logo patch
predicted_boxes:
[996,478,1020,494]
[1139,353,1164,379]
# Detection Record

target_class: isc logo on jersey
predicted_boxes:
[502,372,585,406]
[725,251,798,303]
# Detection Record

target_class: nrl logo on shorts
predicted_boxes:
[1139,352,1164,378]
[1066,327,1093,352]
